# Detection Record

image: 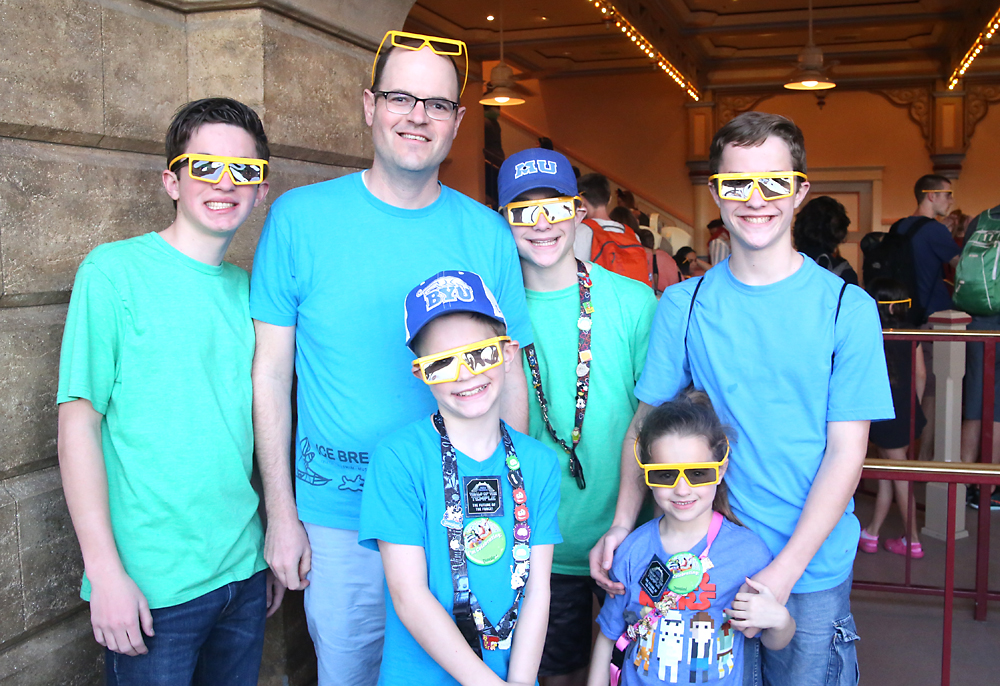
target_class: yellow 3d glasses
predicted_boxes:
[169,154,268,185]
[503,197,581,227]
[634,438,729,488]
[709,172,807,202]
[372,31,469,97]
[413,336,510,385]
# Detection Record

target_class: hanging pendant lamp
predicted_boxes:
[480,0,526,106]
[785,0,836,91]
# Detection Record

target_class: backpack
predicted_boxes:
[816,253,852,280]
[646,247,680,295]
[586,219,653,287]
[953,210,1000,316]
[861,216,933,324]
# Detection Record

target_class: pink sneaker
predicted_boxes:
[884,537,924,558]
[858,529,878,554]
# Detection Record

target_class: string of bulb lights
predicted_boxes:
[585,0,700,101]
[948,5,1000,90]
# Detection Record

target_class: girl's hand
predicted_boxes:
[725,577,792,635]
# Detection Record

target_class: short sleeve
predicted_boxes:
[528,443,563,546]
[828,286,895,422]
[634,283,695,405]
[249,199,299,326]
[595,545,632,640]
[631,289,659,384]
[358,441,427,551]
[492,221,534,348]
[57,262,124,414]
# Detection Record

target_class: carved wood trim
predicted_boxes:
[965,83,1000,148]
[871,87,933,152]
[715,94,775,129]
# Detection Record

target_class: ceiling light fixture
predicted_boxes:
[784,0,836,91]
[586,0,700,100]
[948,5,1000,90]
[487,15,494,21]
[480,0,526,106]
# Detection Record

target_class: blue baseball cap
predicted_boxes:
[404,271,506,350]
[497,148,578,209]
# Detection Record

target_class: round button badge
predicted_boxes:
[513,521,530,542]
[514,504,529,522]
[463,518,506,566]
[513,543,531,561]
[512,488,527,505]
[665,552,704,595]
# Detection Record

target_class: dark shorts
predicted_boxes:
[964,314,1000,422]
[538,573,607,677]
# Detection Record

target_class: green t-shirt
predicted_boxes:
[57,232,266,608]
[523,263,657,575]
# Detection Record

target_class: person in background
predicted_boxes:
[792,195,858,285]
[708,218,731,266]
[673,247,710,279]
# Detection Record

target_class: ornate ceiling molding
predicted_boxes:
[871,87,933,152]
[965,83,1000,148]
[714,93,775,128]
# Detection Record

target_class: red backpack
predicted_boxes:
[585,219,653,287]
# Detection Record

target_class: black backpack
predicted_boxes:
[861,216,933,324]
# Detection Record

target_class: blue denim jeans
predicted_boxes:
[105,570,267,686]
[743,575,859,686]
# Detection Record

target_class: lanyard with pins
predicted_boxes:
[434,412,531,655]
[523,258,592,489]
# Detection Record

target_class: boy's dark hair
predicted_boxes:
[709,112,806,177]
[166,98,269,169]
[610,206,640,232]
[793,196,851,255]
[636,388,742,525]
[578,173,611,208]
[411,311,507,358]
[636,228,656,251]
[914,174,951,204]
[867,277,911,329]
[371,47,462,102]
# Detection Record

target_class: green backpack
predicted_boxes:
[953,210,1000,316]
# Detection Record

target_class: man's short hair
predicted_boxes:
[914,174,951,204]
[371,47,462,102]
[165,98,269,169]
[577,173,611,208]
[708,112,806,176]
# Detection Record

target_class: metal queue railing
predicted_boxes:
[853,329,1000,686]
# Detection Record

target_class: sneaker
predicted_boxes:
[858,529,878,554]
[884,537,924,558]
[968,485,979,509]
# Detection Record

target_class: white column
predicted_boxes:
[922,310,971,541]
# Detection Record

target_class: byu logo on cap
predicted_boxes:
[514,159,558,179]
[417,275,475,311]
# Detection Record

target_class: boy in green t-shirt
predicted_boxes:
[496,149,658,685]
[57,98,277,685]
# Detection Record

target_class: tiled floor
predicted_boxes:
[851,482,1000,685]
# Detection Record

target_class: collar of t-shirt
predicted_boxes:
[594,218,626,234]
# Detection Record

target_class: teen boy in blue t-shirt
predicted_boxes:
[359,270,561,686]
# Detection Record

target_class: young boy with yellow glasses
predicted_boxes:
[57,98,277,684]
[497,148,658,686]
[360,270,561,686]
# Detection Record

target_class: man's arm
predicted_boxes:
[252,320,311,591]
[379,541,505,686]
[58,399,154,656]
[589,401,653,595]
[748,419,871,607]
[506,544,553,686]
[501,352,529,433]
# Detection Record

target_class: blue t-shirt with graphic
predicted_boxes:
[634,257,894,593]
[249,172,533,530]
[359,417,562,686]
[597,517,772,686]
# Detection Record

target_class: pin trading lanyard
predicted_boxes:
[433,412,531,656]
[626,511,724,641]
[523,258,593,490]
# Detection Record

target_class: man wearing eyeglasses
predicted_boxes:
[249,31,532,686]
[591,112,893,686]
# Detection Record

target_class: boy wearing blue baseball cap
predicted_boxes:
[359,270,562,686]
[496,149,658,685]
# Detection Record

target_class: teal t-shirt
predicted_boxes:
[524,264,657,575]
[57,232,266,608]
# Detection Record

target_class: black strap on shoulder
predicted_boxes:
[892,215,934,238]
[683,276,706,357]
[831,281,848,369]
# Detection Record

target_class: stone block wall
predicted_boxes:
[0,0,412,681]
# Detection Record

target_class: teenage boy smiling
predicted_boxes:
[250,31,532,686]
[591,112,893,685]
[57,98,277,684]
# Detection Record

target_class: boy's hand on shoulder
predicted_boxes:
[264,513,311,591]
[88,567,154,656]
[589,525,629,597]
[726,577,792,635]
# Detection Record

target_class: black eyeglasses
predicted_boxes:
[373,91,460,120]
